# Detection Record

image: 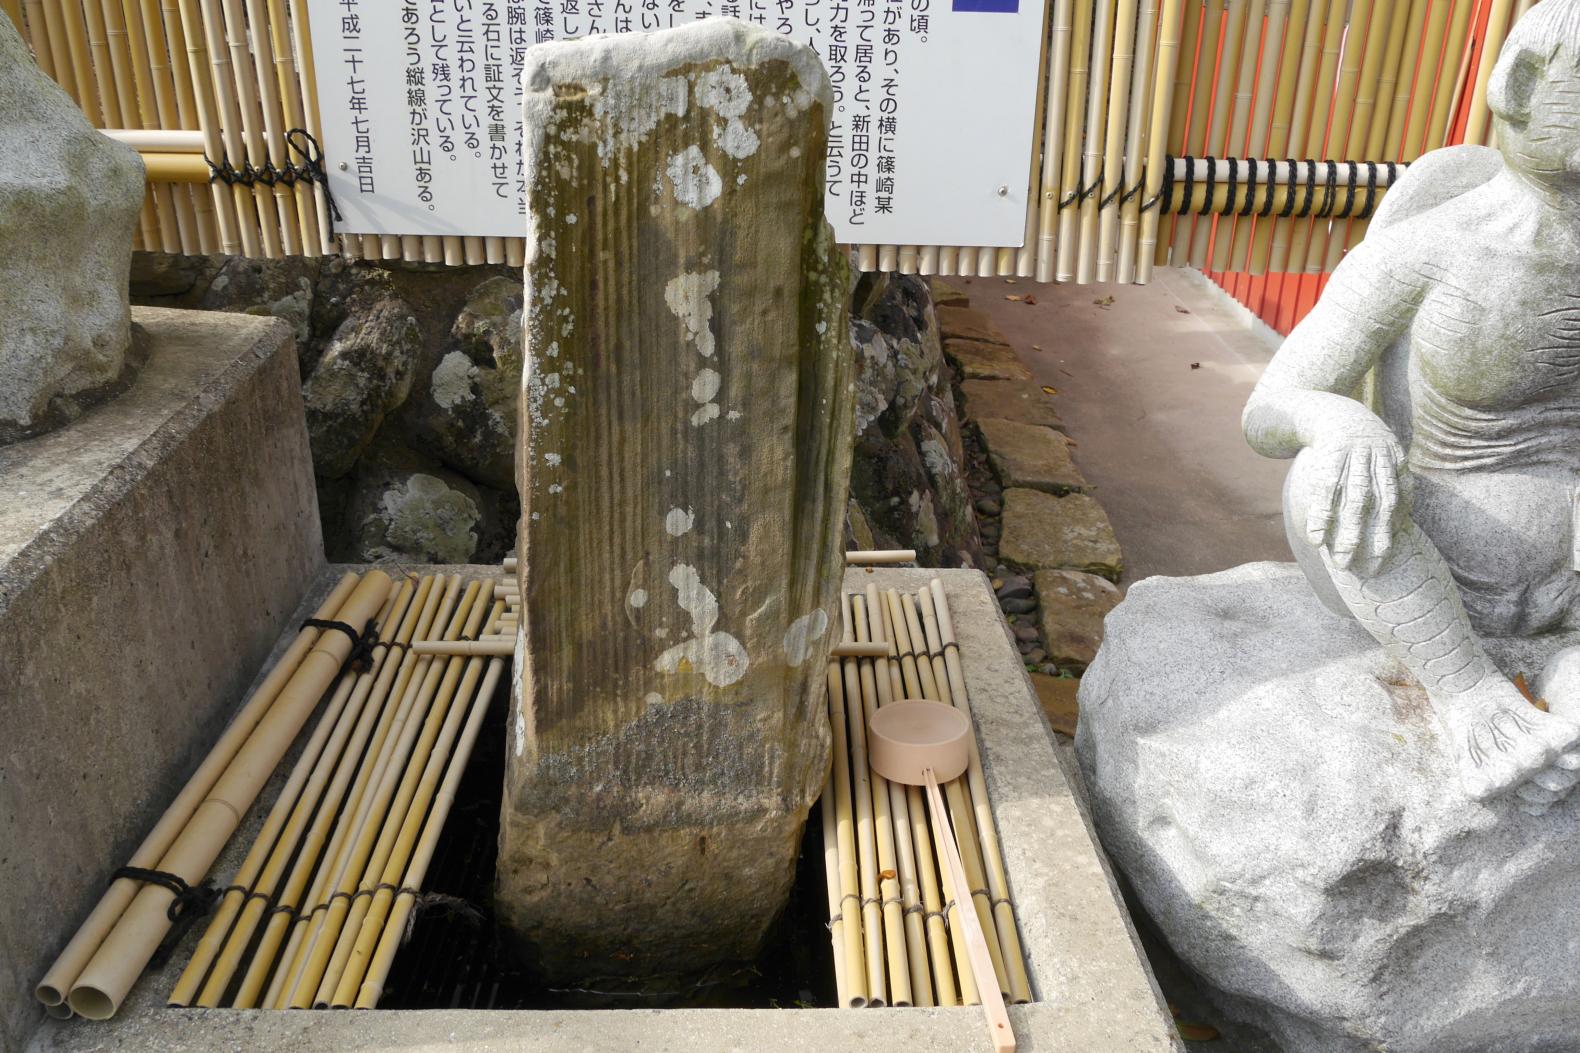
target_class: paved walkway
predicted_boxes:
[960,268,1291,584]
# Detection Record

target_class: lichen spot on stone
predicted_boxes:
[644,692,664,707]
[783,609,830,667]
[665,507,695,536]
[665,145,722,210]
[664,270,721,358]
[691,368,721,404]
[654,564,749,689]
[717,119,759,160]
[629,588,649,608]
[431,351,477,411]
[696,66,752,119]
[691,403,721,427]
[544,452,561,467]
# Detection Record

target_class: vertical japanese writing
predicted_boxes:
[403,1,432,208]
[508,0,528,214]
[482,1,510,199]
[876,0,900,213]
[455,0,482,156]
[429,1,455,162]
[339,0,376,194]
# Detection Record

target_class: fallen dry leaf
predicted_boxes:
[1094,295,1116,308]
[1006,294,1025,302]
[1024,294,1038,305]
[880,869,897,881]
[1175,305,1191,314]
[1177,1022,1220,1042]
[1031,344,1043,351]
[1190,362,1202,370]
[1005,278,1018,284]
[1041,385,1059,396]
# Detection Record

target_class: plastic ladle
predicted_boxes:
[867,700,1015,1053]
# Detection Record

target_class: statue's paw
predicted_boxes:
[1445,690,1580,802]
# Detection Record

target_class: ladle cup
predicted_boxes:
[867,700,1015,1053]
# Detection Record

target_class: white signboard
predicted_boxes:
[308,0,1045,247]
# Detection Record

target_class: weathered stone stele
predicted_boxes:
[500,20,853,980]
[0,12,145,444]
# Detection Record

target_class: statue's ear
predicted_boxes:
[1488,45,1546,124]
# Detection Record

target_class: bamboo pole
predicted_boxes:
[282,582,485,1009]
[905,591,1009,999]
[820,765,853,1008]
[1095,0,1142,282]
[257,576,466,1009]
[1323,0,1401,270]
[1212,0,1276,272]
[1381,0,1436,157]
[352,641,510,1009]
[328,600,508,1007]
[34,2,72,98]
[230,577,456,1009]
[159,0,218,251]
[1072,0,1117,283]
[840,595,888,1007]
[1422,0,1478,153]
[1116,0,1161,282]
[287,0,336,254]
[0,0,21,36]
[1138,0,1189,279]
[1190,0,1257,268]
[58,2,101,125]
[176,0,251,254]
[1279,0,1348,274]
[241,0,302,254]
[1247,0,1315,273]
[1264,0,1337,271]
[1366,0,1421,159]
[21,1,53,78]
[923,581,1033,1004]
[167,576,415,1006]
[35,571,360,1009]
[1225,0,1293,272]
[1400,0,1457,159]
[1053,0,1096,281]
[65,571,393,1020]
[80,1,123,127]
[137,0,202,252]
[864,584,933,1007]
[215,0,284,257]
[846,549,917,564]
[1166,0,1223,262]
[114,0,185,253]
[1304,0,1392,272]
[826,657,869,1007]
[180,575,436,1007]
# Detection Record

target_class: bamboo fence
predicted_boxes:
[4,0,1537,283]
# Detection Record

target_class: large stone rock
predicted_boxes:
[0,13,146,444]
[302,299,421,478]
[1076,563,1580,1053]
[1000,488,1122,580]
[500,20,852,982]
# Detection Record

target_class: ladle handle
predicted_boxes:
[925,770,1015,1053]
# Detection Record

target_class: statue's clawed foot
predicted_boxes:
[1438,675,1580,809]
[1519,648,1580,815]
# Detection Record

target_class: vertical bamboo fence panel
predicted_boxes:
[2,0,1535,288]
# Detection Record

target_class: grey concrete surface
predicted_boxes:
[1,309,322,1053]
[962,268,1291,583]
[29,566,1179,1053]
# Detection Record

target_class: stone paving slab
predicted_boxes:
[1034,569,1122,671]
[960,378,1066,432]
[29,567,1180,1053]
[978,419,1087,495]
[1000,489,1123,582]
[945,339,1033,382]
[935,305,1009,346]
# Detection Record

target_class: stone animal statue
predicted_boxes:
[1244,0,1580,812]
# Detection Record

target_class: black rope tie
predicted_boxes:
[302,617,379,674]
[1226,157,1239,215]
[1339,160,1359,219]
[112,866,230,966]
[1239,159,1257,217]
[1141,159,1171,213]
[1298,160,1318,218]
[1259,159,1277,217]
[1200,157,1217,216]
[1356,162,1382,220]
[1278,158,1299,217]
[1316,161,1339,218]
[209,130,342,240]
[1179,157,1195,214]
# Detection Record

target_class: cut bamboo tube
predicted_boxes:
[830,642,891,658]
[352,641,509,1008]
[1036,0,1076,283]
[281,582,483,1008]
[1264,0,1337,271]
[231,577,457,1009]
[57,1,101,125]
[35,571,360,1009]
[905,591,1009,999]
[328,600,507,1007]
[1138,0,1190,280]
[826,658,869,1007]
[182,576,438,1008]
[410,639,514,657]
[242,0,302,255]
[864,584,933,1008]
[848,595,912,1007]
[1422,0,1477,154]
[820,766,853,1008]
[1116,0,1161,283]
[924,581,1034,1004]
[841,595,887,1007]
[1053,0,1096,282]
[257,575,465,1009]
[1400,0,1457,159]
[66,571,393,1020]
[103,129,207,151]
[846,549,917,565]
[1095,0,1142,282]
[1381,0,1436,157]
[503,557,518,572]
[167,576,415,1006]
[176,0,252,255]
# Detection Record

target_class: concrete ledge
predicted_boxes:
[1,308,321,1053]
